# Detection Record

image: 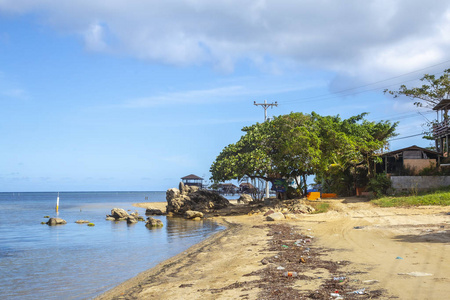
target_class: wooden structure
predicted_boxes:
[433,99,450,154]
[377,145,441,175]
[181,174,204,188]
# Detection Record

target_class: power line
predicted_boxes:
[389,133,424,141]
[281,59,450,105]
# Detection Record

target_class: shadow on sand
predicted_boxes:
[392,230,450,244]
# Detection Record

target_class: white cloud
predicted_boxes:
[2,0,450,81]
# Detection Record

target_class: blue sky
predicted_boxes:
[1,1,449,192]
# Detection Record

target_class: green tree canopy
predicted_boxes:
[384,69,450,108]
[210,112,397,197]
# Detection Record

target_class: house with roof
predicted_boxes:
[376,145,441,175]
[181,174,204,188]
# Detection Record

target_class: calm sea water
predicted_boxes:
[0,191,223,299]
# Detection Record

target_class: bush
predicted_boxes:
[367,173,391,196]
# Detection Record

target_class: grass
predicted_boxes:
[309,201,330,214]
[372,186,450,207]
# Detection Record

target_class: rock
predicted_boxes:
[179,181,186,194]
[261,259,269,265]
[264,210,275,216]
[110,208,129,219]
[145,208,165,215]
[284,214,297,220]
[127,216,138,224]
[185,210,204,219]
[130,211,139,217]
[266,212,285,221]
[137,216,145,221]
[75,220,90,224]
[145,217,163,227]
[192,217,202,221]
[106,217,115,221]
[190,186,199,193]
[46,218,67,226]
[166,188,181,201]
[238,194,253,204]
[166,188,229,215]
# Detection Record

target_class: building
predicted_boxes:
[377,145,441,175]
[181,174,204,188]
[432,99,450,154]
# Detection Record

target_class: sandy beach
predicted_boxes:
[96,198,450,299]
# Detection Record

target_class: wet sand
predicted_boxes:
[96,199,450,299]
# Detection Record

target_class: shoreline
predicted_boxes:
[97,199,450,299]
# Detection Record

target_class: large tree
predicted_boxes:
[210,112,397,197]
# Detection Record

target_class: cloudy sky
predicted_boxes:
[1,0,449,192]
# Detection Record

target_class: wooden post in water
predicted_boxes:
[56,192,60,213]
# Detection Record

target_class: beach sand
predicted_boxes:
[97,198,450,299]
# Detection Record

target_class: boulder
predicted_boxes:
[145,208,165,215]
[166,188,230,215]
[238,194,253,204]
[46,218,67,226]
[145,217,163,227]
[127,216,138,224]
[185,210,204,219]
[110,208,129,219]
[166,188,181,201]
[266,212,285,221]
[106,216,115,221]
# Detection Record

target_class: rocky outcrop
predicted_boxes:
[184,210,204,219]
[166,184,229,215]
[106,208,144,221]
[46,218,67,226]
[237,194,253,204]
[145,217,163,227]
[108,208,129,220]
[145,208,165,215]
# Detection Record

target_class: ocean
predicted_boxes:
[0,191,223,299]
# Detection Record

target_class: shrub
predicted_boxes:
[367,173,392,196]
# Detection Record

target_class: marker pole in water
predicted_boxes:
[56,192,60,213]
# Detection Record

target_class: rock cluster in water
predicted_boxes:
[166,182,230,216]
[106,208,145,223]
[46,217,67,226]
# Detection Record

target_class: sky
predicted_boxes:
[1,0,450,192]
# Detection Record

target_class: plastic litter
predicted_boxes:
[398,272,432,277]
[353,226,364,229]
[347,288,365,295]
[333,276,346,281]
[283,271,298,277]
[396,256,403,259]
[330,292,341,297]
[281,245,289,248]
[299,257,306,263]
[276,266,285,270]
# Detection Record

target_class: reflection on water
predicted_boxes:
[0,192,224,300]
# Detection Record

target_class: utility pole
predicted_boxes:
[254,100,278,121]
[253,100,278,199]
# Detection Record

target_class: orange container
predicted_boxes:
[307,192,320,200]
[321,193,337,199]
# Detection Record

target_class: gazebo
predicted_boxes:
[181,174,204,188]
